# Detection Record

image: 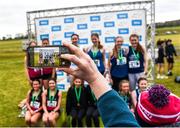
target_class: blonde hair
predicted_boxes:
[112,36,124,58]
[119,80,130,91]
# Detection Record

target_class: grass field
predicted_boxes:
[0,33,180,126]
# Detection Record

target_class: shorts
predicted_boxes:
[42,74,52,80]
[167,57,174,63]
[30,76,42,81]
[48,110,61,114]
[156,57,164,64]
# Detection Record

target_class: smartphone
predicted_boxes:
[27,46,71,67]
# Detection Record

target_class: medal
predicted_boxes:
[77,103,80,106]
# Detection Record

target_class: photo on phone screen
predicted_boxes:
[27,46,71,67]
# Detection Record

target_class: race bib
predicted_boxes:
[129,60,140,68]
[47,101,57,107]
[30,101,40,109]
[117,57,127,65]
[94,59,100,67]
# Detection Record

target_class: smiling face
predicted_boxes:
[71,35,79,44]
[130,36,139,49]
[115,37,124,50]
[32,80,40,91]
[49,80,56,90]
[91,35,99,45]
[42,39,49,46]
[119,82,130,94]
[74,78,82,88]
[139,80,148,92]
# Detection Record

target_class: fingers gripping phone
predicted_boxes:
[27,46,71,67]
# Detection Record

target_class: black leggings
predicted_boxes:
[86,106,99,127]
[70,108,85,127]
[111,75,128,92]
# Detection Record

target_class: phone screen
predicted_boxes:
[27,46,71,67]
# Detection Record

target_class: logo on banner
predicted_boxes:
[117,13,128,19]
[51,26,61,32]
[104,22,115,27]
[57,84,65,90]
[52,40,61,45]
[64,18,74,23]
[105,37,115,43]
[39,20,49,26]
[40,34,49,40]
[132,20,142,26]
[77,24,88,30]
[91,30,102,35]
[139,35,142,41]
[79,39,88,44]
[64,32,74,38]
[118,28,129,34]
[57,71,64,76]
[90,16,101,21]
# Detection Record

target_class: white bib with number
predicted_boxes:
[30,101,40,109]
[94,59,100,67]
[117,57,127,65]
[47,101,57,107]
[129,60,140,68]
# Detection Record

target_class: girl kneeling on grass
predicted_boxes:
[25,79,43,126]
[42,78,62,127]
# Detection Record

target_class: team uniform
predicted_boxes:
[127,46,144,91]
[86,85,99,127]
[87,49,105,74]
[118,91,132,109]
[29,89,43,112]
[157,46,165,64]
[165,44,177,63]
[42,68,53,80]
[28,68,42,81]
[46,88,60,113]
[66,86,87,127]
[110,49,128,92]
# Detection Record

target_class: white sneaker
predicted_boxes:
[157,74,160,79]
[160,75,168,79]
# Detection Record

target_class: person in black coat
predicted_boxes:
[86,85,99,127]
[66,77,87,127]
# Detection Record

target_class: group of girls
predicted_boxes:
[25,78,62,127]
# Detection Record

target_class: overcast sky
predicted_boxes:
[0,0,180,38]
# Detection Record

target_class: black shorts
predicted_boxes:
[167,57,174,63]
[30,76,42,81]
[156,57,164,64]
[42,74,52,80]
[47,110,61,114]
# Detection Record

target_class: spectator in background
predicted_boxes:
[127,34,148,91]
[41,38,56,89]
[108,36,128,92]
[66,77,87,127]
[85,33,106,75]
[165,39,177,76]
[131,77,148,109]
[156,40,168,79]
[135,84,180,127]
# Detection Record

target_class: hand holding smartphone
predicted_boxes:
[27,46,71,67]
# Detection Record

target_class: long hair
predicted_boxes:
[91,33,103,49]
[112,36,124,58]
[119,80,130,92]
[129,34,145,54]
[71,76,84,88]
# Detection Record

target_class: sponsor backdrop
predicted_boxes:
[35,9,146,91]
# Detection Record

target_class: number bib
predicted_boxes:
[30,101,40,109]
[47,101,57,107]
[117,57,127,65]
[94,59,100,67]
[129,60,140,68]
